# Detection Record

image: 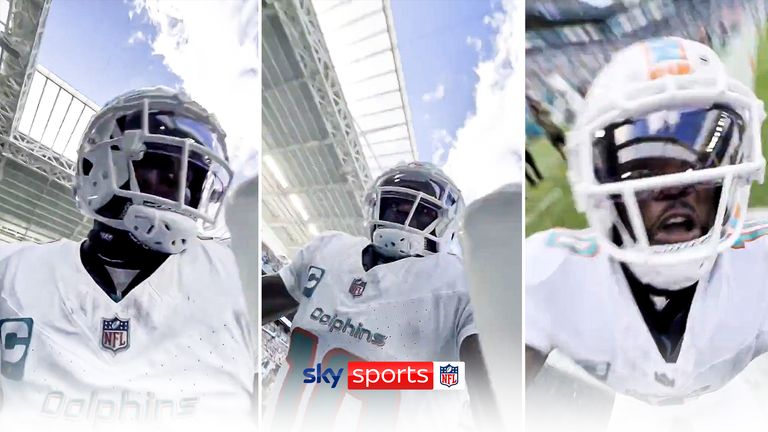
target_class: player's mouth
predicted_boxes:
[651,209,702,244]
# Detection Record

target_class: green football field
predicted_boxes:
[526,31,768,236]
[748,30,768,207]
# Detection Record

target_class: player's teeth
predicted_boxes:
[668,216,685,224]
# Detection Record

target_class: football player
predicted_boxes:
[527,94,567,160]
[0,87,255,428]
[262,161,499,431]
[526,36,768,409]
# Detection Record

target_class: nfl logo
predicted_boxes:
[101,316,130,354]
[440,364,460,388]
[348,277,367,297]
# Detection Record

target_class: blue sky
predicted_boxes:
[36,0,260,178]
[38,0,500,165]
[37,0,178,106]
[390,0,499,162]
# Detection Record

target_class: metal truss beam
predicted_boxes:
[0,0,50,137]
[267,216,362,227]
[262,180,351,197]
[270,0,373,211]
[264,137,334,154]
[0,132,75,186]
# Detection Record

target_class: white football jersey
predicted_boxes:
[0,238,255,430]
[526,223,768,404]
[0,242,33,262]
[266,231,477,432]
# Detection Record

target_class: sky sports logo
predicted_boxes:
[303,361,466,390]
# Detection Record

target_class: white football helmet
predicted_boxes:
[73,86,233,254]
[569,37,766,289]
[364,162,464,258]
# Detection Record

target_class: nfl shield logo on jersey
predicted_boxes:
[440,364,459,388]
[348,277,367,297]
[101,316,130,354]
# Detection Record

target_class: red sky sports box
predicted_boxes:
[347,361,466,391]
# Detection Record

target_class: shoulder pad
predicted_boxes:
[731,219,768,250]
[0,242,36,261]
[0,241,60,262]
[306,230,365,249]
[526,228,601,286]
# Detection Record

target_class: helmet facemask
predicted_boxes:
[578,104,760,288]
[75,93,232,254]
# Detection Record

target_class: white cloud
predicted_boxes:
[483,10,506,29]
[432,129,453,144]
[421,83,445,102]
[130,0,260,181]
[441,0,523,203]
[431,129,453,165]
[466,36,482,52]
[128,30,146,45]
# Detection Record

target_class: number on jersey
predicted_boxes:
[546,230,599,257]
[273,327,399,431]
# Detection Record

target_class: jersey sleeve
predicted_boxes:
[0,251,17,311]
[0,257,5,367]
[206,241,258,404]
[0,249,26,371]
[525,285,554,354]
[524,230,574,354]
[756,299,768,355]
[277,247,311,303]
[277,232,336,303]
[455,290,477,347]
[442,258,477,350]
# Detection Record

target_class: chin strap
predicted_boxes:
[626,255,715,290]
[86,222,150,263]
[371,228,427,258]
[122,206,197,254]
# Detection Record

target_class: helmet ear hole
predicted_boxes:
[82,159,94,176]
[425,238,438,253]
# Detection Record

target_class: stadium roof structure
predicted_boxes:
[0,0,93,244]
[312,0,417,178]
[525,0,633,52]
[262,0,416,256]
[526,0,626,30]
